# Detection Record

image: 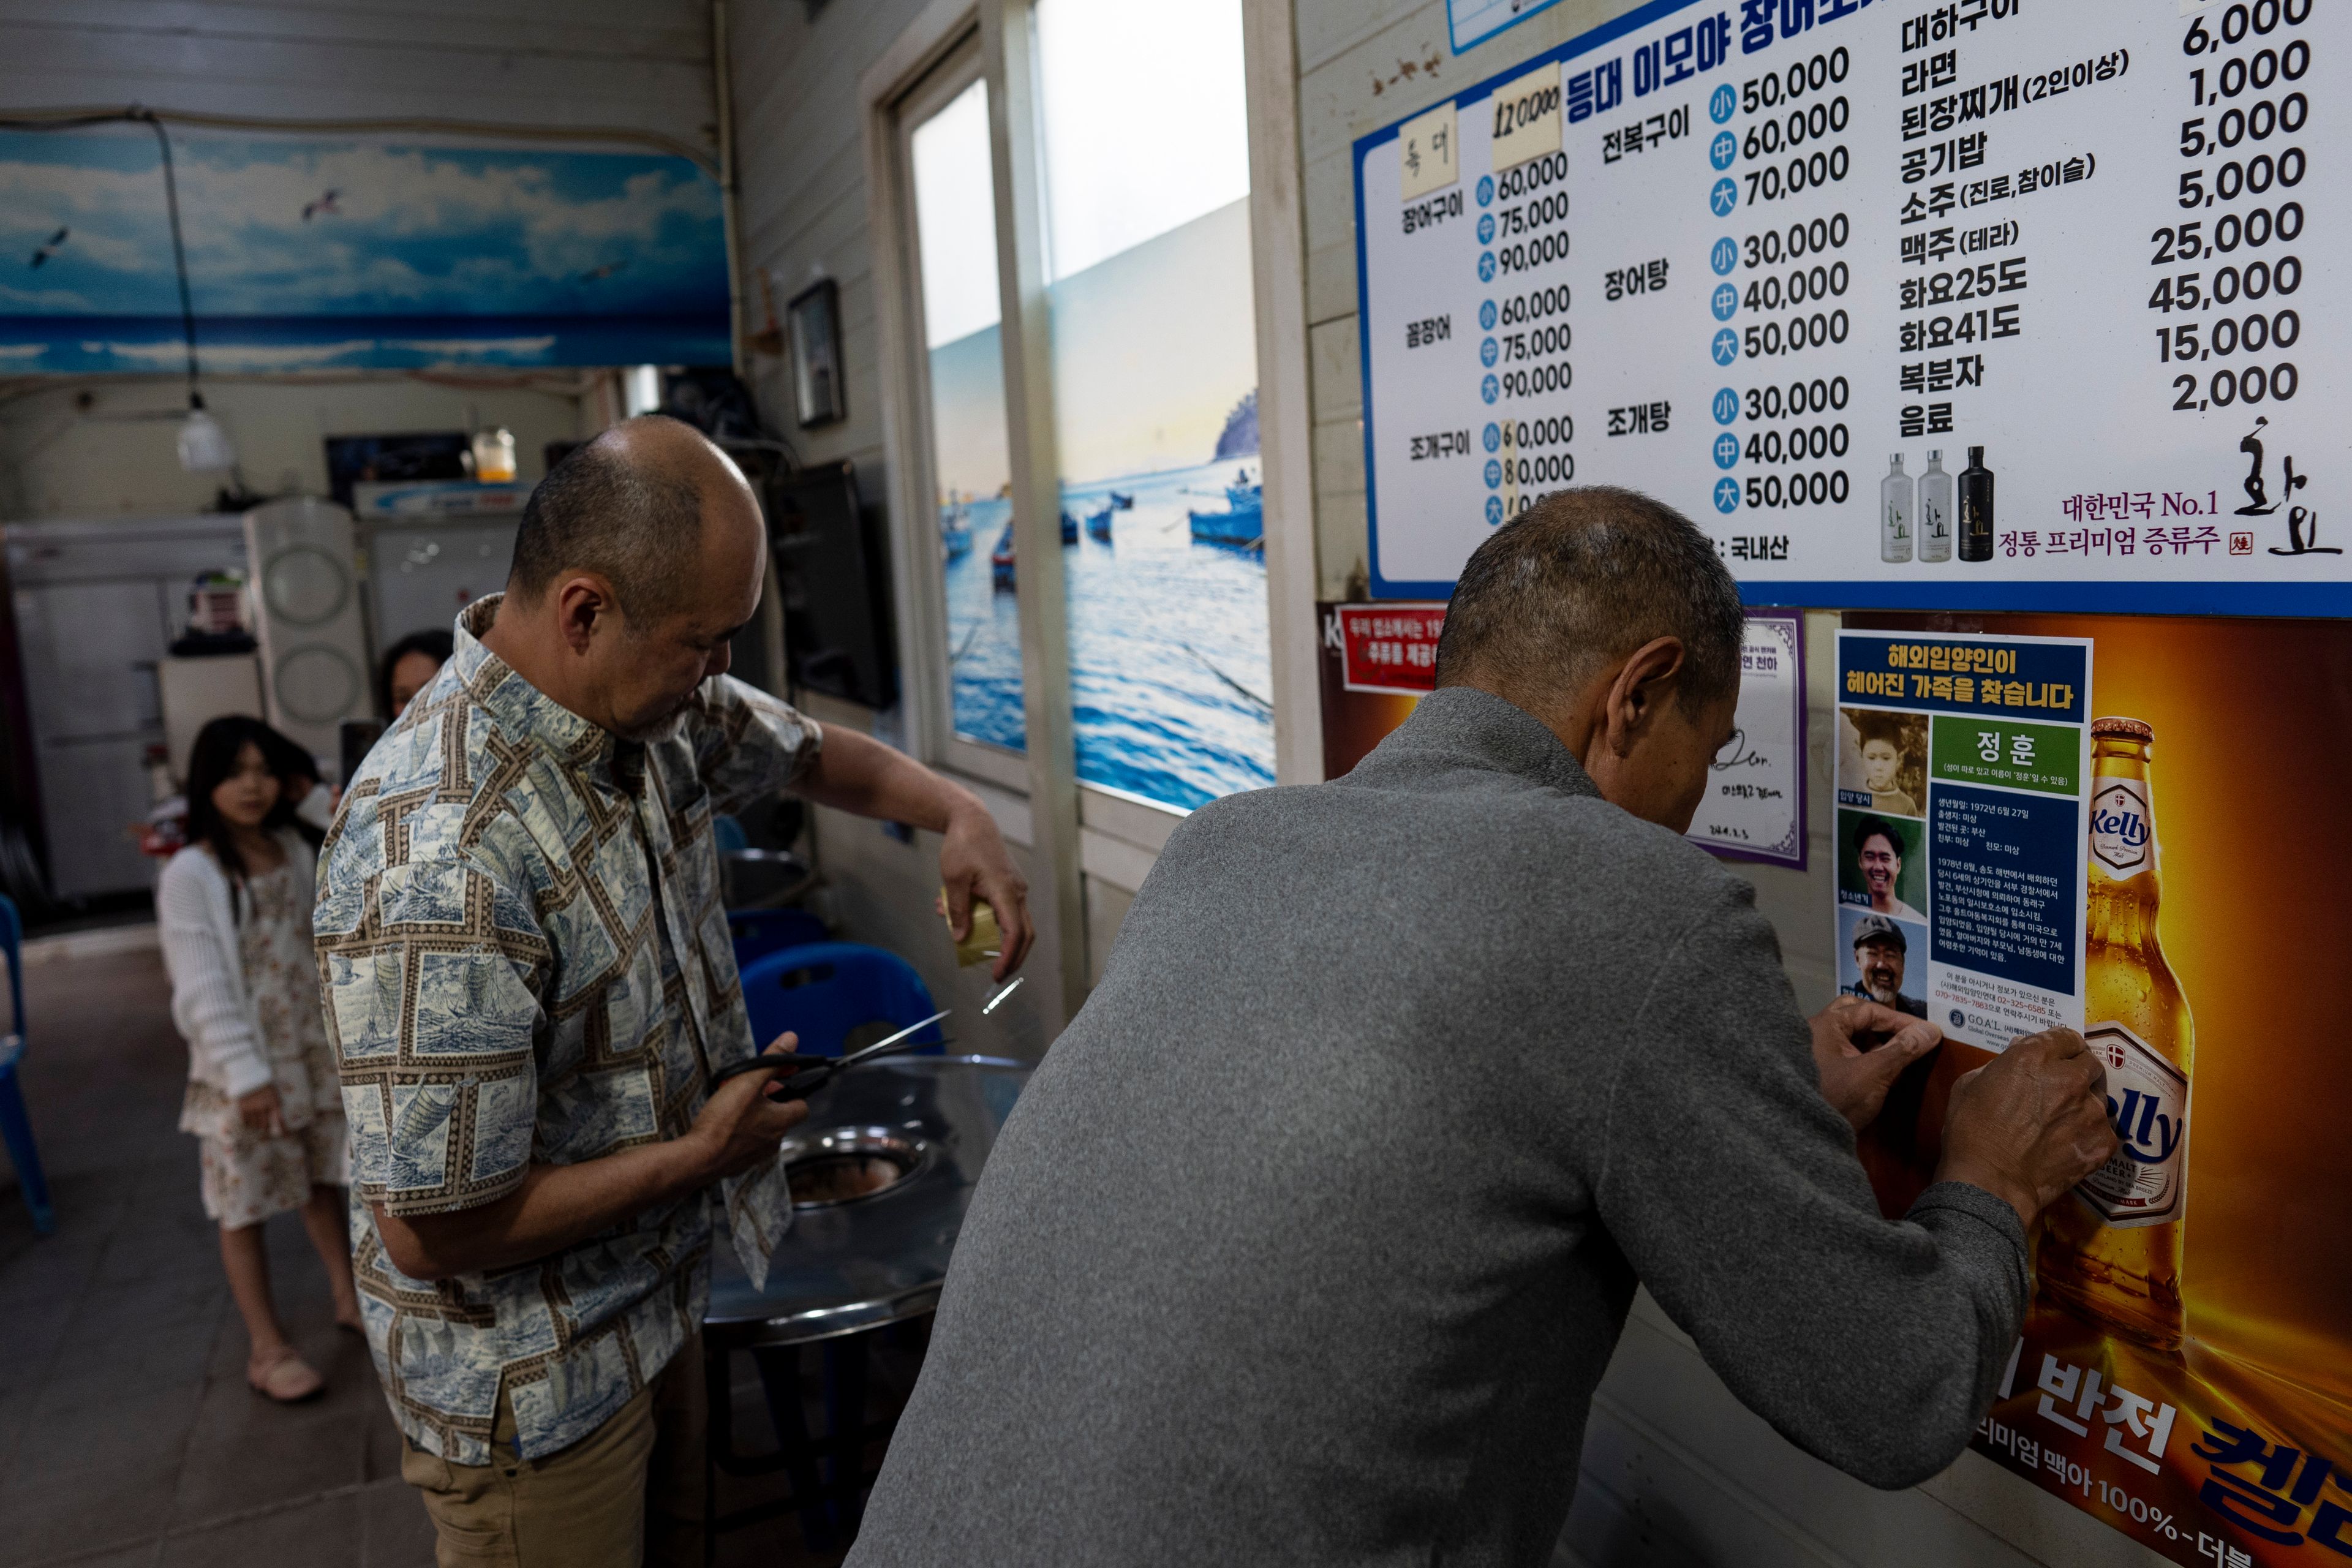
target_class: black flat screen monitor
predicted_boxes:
[323,432,471,508]
[769,461,896,710]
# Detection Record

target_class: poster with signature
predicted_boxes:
[1685,609,1805,867]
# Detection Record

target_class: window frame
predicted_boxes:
[864,0,1322,1019]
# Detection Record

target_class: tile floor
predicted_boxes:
[0,944,915,1567]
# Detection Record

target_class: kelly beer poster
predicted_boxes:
[1849,611,2352,1566]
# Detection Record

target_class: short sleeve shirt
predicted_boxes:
[315,595,820,1463]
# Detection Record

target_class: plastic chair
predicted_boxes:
[726,907,829,972]
[0,894,56,1234]
[737,942,944,1059]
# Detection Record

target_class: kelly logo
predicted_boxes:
[2090,781,2151,876]
[2078,1023,2190,1227]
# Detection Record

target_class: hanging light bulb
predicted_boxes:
[177,392,235,472]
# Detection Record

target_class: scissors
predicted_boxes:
[707,1009,952,1099]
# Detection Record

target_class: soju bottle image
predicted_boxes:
[1880,454,1914,563]
[1918,450,1953,563]
[1958,445,1995,561]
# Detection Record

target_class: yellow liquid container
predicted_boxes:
[471,427,517,483]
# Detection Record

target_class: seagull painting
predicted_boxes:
[300,189,342,221]
[27,227,67,268]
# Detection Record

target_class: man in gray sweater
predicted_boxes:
[851,489,2116,1567]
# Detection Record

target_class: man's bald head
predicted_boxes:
[507,415,761,623]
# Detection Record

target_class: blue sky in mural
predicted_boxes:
[0,126,729,371]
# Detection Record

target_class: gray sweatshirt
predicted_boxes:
[851,688,2027,1567]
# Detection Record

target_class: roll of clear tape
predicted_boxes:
[944,889,1003,968]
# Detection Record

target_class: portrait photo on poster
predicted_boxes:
[1837,807,1926,925]
[1838,705,1926,819]
[1838,903,1928,1020]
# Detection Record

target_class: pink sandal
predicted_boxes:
[247,1345,325,1403]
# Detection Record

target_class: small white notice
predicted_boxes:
[1686,611,1806,869]
[1483,62,1561,171]
[1446,0,1563,55]
[1398,102,1460,202]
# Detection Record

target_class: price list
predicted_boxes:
[1354,0,2350,616]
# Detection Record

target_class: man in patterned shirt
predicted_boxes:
[317,416,1030,1567]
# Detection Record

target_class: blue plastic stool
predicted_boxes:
[0,894,56,1234]
[726,907,829,973]
[737,942,944,1059]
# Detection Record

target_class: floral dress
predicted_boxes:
[179,860,350,1228]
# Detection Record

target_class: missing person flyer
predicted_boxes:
[1834,629,2092,1054]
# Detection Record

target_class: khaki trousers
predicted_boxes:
[400,1333,706,1568]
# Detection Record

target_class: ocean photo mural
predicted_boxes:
[928,197,1273,812]
[0,124,729,372]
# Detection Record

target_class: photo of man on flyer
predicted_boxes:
[1844,814,1926,922]
[1843,912,1926,1019]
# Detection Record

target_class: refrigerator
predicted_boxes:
[351,480,529,652]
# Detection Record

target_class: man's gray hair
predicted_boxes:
[1433,486,1747,710]
[507,417,707,620]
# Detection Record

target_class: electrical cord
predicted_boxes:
[0,108,206,412]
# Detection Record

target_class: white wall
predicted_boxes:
[1277,2,2168,1564]
[0,376,590,521]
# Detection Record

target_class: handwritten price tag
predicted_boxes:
[1487,64,1562,171]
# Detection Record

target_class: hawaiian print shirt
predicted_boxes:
[316,595,820,1463]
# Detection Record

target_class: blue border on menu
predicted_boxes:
[1353,0,2350,619]
[1743,581,2352,617]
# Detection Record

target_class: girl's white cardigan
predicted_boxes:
[154,832,320,1106]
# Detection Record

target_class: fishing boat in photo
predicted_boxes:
[1188,467,1264,548]
[1109,491,1135,510]
[1085,500,1116,542]
[990,519,1016,590]
[1060,509,1080,546]
[940,494,973,560]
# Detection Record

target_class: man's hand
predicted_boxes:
[237,1084,287,1138]
[1937,1027,2119,1226]
[374,1036,812,1283]
[1810,995,1941,1133]
[793,724,1034,982]
[684,1033,813,1182]
[941,802,1032,982]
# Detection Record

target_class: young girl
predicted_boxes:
[157,717,360,1403]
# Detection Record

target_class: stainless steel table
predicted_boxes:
[702,1054,1031,1553]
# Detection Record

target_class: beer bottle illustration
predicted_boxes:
[1958,445,1995,561]
[2038,718,2195,1351]
[1918,450,1954,563]
[1881,454,1914,563]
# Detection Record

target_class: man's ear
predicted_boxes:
[1602,636,1688,755]
[551,574,618,656]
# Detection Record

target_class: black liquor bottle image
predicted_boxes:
[1959,445,1995,561]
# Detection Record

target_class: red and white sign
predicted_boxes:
[1333,603,1446,695]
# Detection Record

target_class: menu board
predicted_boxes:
[1354,0,2351,616]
